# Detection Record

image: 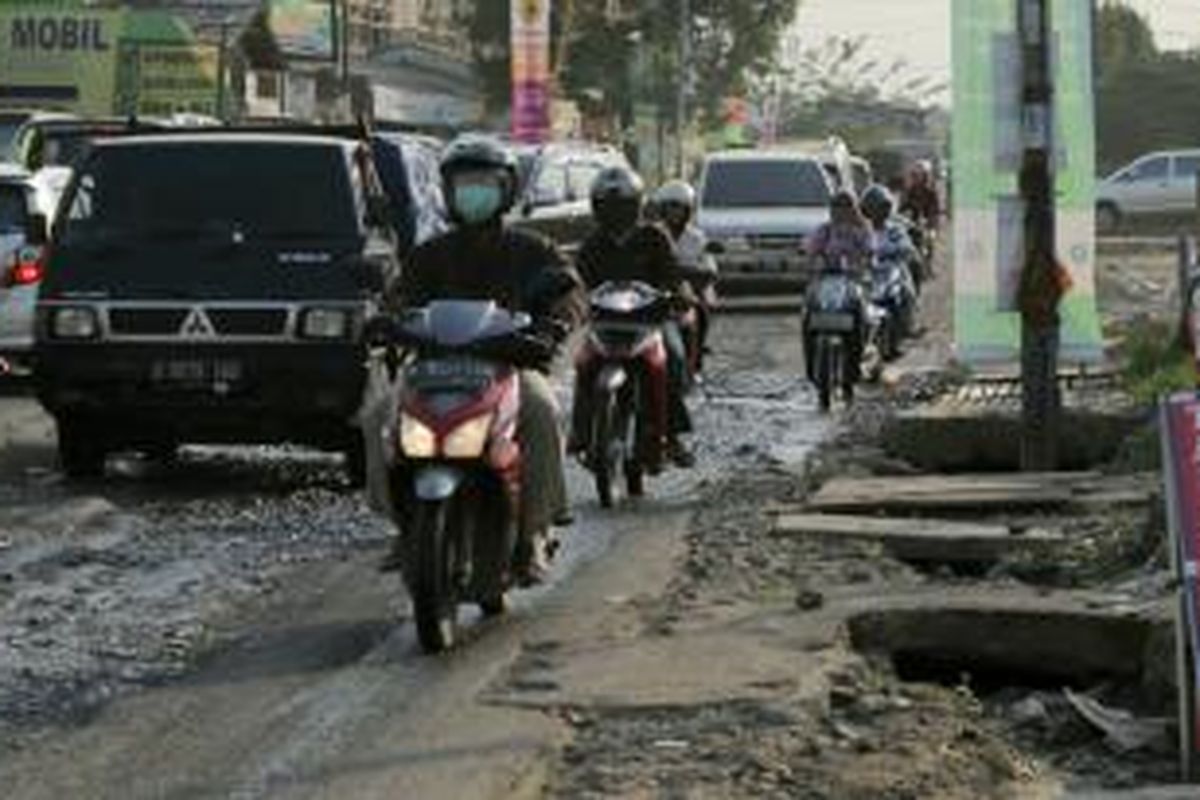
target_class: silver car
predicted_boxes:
[1097,149,1200,232]
[0,165,45,368]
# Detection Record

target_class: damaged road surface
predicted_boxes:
[0,314,835,799]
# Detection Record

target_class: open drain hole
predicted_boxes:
[847,606,1162,697]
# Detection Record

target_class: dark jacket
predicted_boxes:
[576,223,691,301]
[398,224,584,326]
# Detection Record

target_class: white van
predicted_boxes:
[696,149,835,274]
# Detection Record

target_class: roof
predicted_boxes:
[0,162,30,182]
[91,132,360,151]
[704,149,824,163]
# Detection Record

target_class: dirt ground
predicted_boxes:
[543,239,1189,799]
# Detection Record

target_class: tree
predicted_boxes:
[1096,0,1157,82]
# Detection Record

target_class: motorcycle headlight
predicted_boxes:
[52,307,99,339]
[442,413,494,459]
[300,308,350,340]
[400,413,437,458]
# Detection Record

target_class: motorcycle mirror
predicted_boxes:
[363,314,399,348]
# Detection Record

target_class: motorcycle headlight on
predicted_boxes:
[399,414,437,458]
[443,413,494,459]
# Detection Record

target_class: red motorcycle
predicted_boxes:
[573,281,674,508]
[367,301,553,653]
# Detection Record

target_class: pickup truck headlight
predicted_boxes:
[300,308,350,339]
[722,236,751,253]
[51,307,99,339]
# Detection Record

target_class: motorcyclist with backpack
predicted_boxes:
[571,166,696,469]
[372,135,583,585]
[650,179,718,373]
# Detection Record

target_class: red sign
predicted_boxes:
[1163,391,1200,777]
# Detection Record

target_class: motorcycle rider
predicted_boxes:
[572,166,696,468]
[861,183,921,284]
[900,160,941,258]
[804,190,872,387]
[376,134,583,585]
[650,179,718,371]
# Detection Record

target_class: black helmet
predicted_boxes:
[860,183,896,222]
[590,166,645,235]
[439,134,519,219]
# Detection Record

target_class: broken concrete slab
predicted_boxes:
[846,592,1166,686]
[772,512,1065,562]
[486,610,849,712]
[882,396,1141,473]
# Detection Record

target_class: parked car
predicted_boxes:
[11,115,160,173]
[0,164,46,369]
[370,132,448,260]
[510,141,631,246]
[696,149,834,275]
[0,109,39,161]
[35,132,401,480]
[1097,150,1200,232]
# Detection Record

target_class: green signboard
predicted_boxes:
[951,0,1104,365]
[0,3,212,118]
[0,5,123,114]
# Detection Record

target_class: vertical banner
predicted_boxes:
[951,0,1104,365]
[511,0,551,144]
[1161,392,1200,779]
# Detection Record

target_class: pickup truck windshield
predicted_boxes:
[60,142,359,244]
[702,159,831,209]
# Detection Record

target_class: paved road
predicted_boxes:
[0,314,831,799]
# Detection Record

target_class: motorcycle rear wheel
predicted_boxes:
[411,500,459,653]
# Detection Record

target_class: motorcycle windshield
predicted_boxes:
[400,300,528,349]
[814,275,854,312]
[590,281,661,314]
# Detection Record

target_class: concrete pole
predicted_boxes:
[1018,0,1061,471]
[675,0,690,177]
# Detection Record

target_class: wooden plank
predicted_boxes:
[807,474,1081,513]
[773,513,1065,562]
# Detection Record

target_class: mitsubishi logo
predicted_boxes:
[179,307,217,339]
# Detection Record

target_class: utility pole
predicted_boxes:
[675,0,690,177]
[1017,0,1061,471]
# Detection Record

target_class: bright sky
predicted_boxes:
[791,0,1200,95]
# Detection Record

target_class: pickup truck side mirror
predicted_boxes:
[705,240,726,256]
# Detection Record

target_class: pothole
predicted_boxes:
[846,604,1164,697]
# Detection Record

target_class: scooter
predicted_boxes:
[574,281,674,508]
[366,301,554,653]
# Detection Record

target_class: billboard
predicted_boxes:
[511,0,550,143]
[132,43,220,117]
[0,7,123,114]
[950,0,1104,365]
[269,0,335,61]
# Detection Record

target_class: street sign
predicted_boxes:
[268,0,335,62]
[951,0,1104,365]
[1162,391,1200,779]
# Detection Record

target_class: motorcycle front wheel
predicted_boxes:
[411,500,459,653]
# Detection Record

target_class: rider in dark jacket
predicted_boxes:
[387,135,583,584]
[572,166,696,468]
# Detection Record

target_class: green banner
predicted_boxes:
[0,5,124,115]
[951,0,1104,366]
